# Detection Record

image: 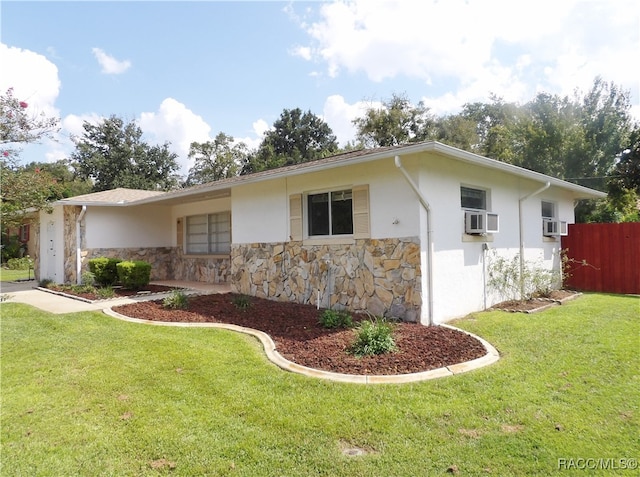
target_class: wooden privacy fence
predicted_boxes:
[561,222,640,294]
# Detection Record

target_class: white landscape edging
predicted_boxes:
[104,308,500,384]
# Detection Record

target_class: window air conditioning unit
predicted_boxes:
[465,211,499,234]
[543,219,568,237]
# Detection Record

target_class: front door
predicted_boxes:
[46,220,57,281]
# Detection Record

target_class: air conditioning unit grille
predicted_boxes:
[465,211,499,234]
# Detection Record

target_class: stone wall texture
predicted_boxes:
[230,237,422,321]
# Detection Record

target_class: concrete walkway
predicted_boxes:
[1,280,229,314]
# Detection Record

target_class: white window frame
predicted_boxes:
[541,200,567,237]
[460,185,488,211]
[461,185,498,235]
[306,188,354,238]
[185,212,231,255]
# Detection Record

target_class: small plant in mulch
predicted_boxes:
[232,294,252,310]
[318,309,353,329]
[163,290,189,310]
[349,317,397,357]
[96,285,115,299]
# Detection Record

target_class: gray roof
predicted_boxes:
[57,142,607,207]
[56,188,165,206]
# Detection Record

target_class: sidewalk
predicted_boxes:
[1,281,230,315]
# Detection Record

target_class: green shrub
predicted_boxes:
[39,278,54,288]
[349,318,397,357]
[1,233,21,263]
[96,286,115,299]
[6,256,33,270]
[318,309,353,329]
[88,258,122,286]
[81,270,95,286]
[163,290,189,310]
[116,260,151,290]
[232,294,251,310]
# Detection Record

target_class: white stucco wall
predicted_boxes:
[84,205,173,248]
[231,160,420,244]
[397,152,574,322]
[227,151,578,324]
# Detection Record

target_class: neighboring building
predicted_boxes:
[36,142,606,324]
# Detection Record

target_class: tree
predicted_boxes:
[186,133,246,185]
[71,116,180,191]
[243,108,338,174]
[1,87,63,231]
[0,87,59,163]
[352,93,434,148]
[24,159,93,198]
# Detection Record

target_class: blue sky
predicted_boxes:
[2,0,639,177]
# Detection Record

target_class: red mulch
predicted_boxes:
[490,290,580,312]
[112,293,488,376]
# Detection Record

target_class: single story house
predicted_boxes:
[34,141,606,324]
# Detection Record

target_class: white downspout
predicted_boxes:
[76,205,87,284]
[394,155,434,326]
[518,182,550,299]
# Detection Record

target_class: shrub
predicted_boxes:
[39,278,54,288]
[116,260,151,290]
[232,294,251,310]
[6,256,33,270]
[1,233,21,263]
[96,286,115,299]
[319,309,353,329]
[163,290,189,310]
[88,258,122,286]
[349,318,397,357]
[81,270,96,286]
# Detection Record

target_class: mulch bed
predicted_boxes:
[490,290,581,313]
[112,293,488,376]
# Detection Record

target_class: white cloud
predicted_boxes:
[138,98,212,174]
[322,95,374,146]
[0,43,60,120]
[234,119,269,151]
[296,0,640,117]
[91,47,131,75]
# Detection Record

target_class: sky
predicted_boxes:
[2,0,639,177]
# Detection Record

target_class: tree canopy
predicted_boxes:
[1,87,64,230]
[71,116,180,192]
[186,133,246,185]
[242,108,338,174]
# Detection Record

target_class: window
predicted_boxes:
[541,200,555,219]
[461,186,486,210]
[19,224,30,243]
[289,185,369,241]
[308,189,353,236]
[185,212,230,254]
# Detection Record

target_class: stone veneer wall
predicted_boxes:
[230,237,422,322]
[79,247,231,283]
[63,206,81,284]
[171,248,231,283]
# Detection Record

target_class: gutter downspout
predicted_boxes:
[394,156,434,326]
[518,182,550,299]
[76,205,87,284]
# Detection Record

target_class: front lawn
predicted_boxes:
[1,294,638,476]
[0,267,34,282]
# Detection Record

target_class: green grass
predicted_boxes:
[1,294,638,476]
[0,267,34,282]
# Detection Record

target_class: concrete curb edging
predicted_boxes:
[104,308,500,384]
